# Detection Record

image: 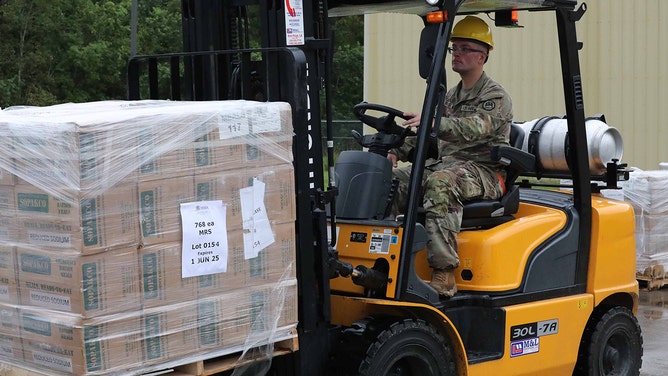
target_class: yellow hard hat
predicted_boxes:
[451,16,494,50]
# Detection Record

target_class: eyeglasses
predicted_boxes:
[447,46,486,55]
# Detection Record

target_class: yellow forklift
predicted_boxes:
[128,0,642,374]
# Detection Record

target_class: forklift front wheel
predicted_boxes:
[358,318,456,376]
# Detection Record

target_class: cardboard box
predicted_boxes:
[131,100,290,179]
[192,136,292,174]
[137,282,299,363]
[189,100,292,174]
[139,303,199,366]
[196,221,296,298]
[16,246,141,317]
[204,280,298,350]
[139,176,195,245]
[139,242,199,308]
[0,127,15,186]
[4,108,139,192]
[0,246,19,304]
[19,308,142,375]
[0,216,18,246]
[3,99,292,188]
[0,166,16,186]
[138,146,194,181]
[14,182,140,253]
[194,164,296,231]
[3,117,79,190]
[243,137,293,167]
[190,99,291,139]
[0,303,22,363]
[140,221,297,301]
[0,186,15,214]
[193,232,247,295]
[134,115,217,182]
[0,332,23,363]
[135,104,292,179]
[0,303,20,337]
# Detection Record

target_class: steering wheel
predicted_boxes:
[353,102,415,136]
[351,102,416,155]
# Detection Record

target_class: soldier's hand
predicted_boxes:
[387,153,398,168]
[402,112,420,127]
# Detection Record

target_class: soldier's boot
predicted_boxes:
[429,268,457,298]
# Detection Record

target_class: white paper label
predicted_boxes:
[29,290,72,310]
[218,111,250,139]
[27,231,72,248]
[180,201,229,277]
[32,350,73,373]
[250,104,282,133]
[240,179,274,259]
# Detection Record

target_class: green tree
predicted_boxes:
[323,15,365,163]
[61,0,133,102]
[0,1,361,110]
[0,0,61,106]
[0,0,181,108]
[135,0,181,54]
[329,15,364,120]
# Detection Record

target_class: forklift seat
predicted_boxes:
[460,123,535,229]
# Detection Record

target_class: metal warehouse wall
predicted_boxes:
[364,1,667,170]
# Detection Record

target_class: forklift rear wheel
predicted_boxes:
[577,306,643,376]
[358,318,455,376]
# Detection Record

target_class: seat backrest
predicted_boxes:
[460,124,536,228]
[510,122,525,149]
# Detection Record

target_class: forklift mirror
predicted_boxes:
[419,24,440,79]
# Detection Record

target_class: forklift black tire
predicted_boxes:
[358,318,455,376]
[574,306,643,376]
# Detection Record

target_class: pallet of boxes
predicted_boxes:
[0,100,298,375]
[623,169,668,290]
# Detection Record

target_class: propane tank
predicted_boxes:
[516,116,623,176]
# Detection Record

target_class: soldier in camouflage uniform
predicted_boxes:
[388,16,512,298]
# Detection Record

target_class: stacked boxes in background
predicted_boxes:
[0,100,297,375]
[623,170,668,278]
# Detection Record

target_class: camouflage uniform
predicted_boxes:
[390,72,512,270]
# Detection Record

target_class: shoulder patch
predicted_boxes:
[482,100,496,111]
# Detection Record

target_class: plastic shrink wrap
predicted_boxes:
[0,100,297,375]
[622,169,668,279]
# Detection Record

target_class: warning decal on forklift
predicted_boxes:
[369,233,391,254]
[284,0,305,46]
[509,319,558,358]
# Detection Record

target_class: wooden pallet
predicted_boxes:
[637,274,668,291]
[171,334,299,376]
[637,264,668,290]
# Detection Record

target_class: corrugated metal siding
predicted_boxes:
[364,13,425,111]
[580,0,668,171]
[365,1,668,169]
